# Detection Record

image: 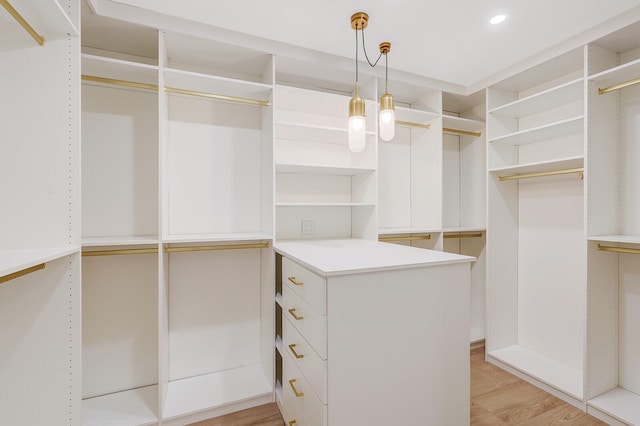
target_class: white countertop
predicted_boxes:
[274,238,474,276]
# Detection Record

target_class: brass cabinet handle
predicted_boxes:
[289,420,297,426]
[288,343,304,359]
[289,379,304,397]
[288,276,303,286]
[288,308,304,321]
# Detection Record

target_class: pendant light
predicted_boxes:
[348,12,395,152]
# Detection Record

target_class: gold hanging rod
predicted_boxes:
[499,167,584,181]
[444,233,483,239]
[598,77,640,95]
[597,244,640,255]
[0,263,45,284]
[164,87,270,107]
[0,0,45,46]
[443,127,482,137]
[395,120,431,129]
[82,75,159,91]
[165,242,270,253]
[379,235,431,242]
[82,248,159,257]
[81,75,270,107]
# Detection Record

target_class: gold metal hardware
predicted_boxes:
[289,379,304,397]
[598,244,640,255]
[349,82,365,118]
[498,167,584,181]
[287,276,303,286]
[289,421,297,426]
[443,127,482,137]
[0,263,45,284]
[379,42,391,55]
[443,233,483,239]
[0,0,44,46]
[82,75,159,91]
[598,77,640,95]
[379,235,431,242]
[288,344,304,359]
[164,87,270,107]
[395,120,431,129]
[351,12,368,30]
[165,243,269,253]
[288,308,304,321]
[82,248,158,257]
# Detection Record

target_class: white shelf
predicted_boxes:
[589,57,640,89]
[82,236,159,248]
[163,233,273,245]
[489,78,583,118]
[378,228,440,236]
[442,115,485,132]
[489,345,583,400]
[162,365,272,420]
[276,203,375,207]
[442,227,486,234]
[395,106,440,123]
[0,0,79,52]
[82,385,158,426]
[0,247,78,278]
[276,121,375,143]
[489,156,584,175]
[489,116,583,145]
[276,163,374,176]
[588,387,640,426]
[82,54,158,86]
[588,235,640,245]
[163,68,272,104]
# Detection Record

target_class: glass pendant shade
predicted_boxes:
[348,89,366,153]
[379,91,395,141]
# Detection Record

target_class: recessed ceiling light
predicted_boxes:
[490,14,507,25]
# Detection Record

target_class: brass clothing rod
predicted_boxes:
[598,77,640,95]
[165,242,270,253]
[0,0,44,46]
[82,248,159,257]
[379,235,431,242]
[444,233,483,239]
[82,75,159,91]
[395,120,431,129]
[598,244,640,255]
[81,75,270,107]
[499,167,584,181]
[164,87,270,107]
[443,127,482,137]
[0,264,45,284]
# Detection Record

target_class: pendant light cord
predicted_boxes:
[355,25,359,84]
[361,27,383,68]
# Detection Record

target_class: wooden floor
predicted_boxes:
[190,347,606,426]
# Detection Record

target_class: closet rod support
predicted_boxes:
[379,235,431,242]
[82,248,159,257]
[597,244,640,255]
[0,0,44,46]
[499,167,584,181]
[443,127,482,137]
[165,242,270,253]
[0,263,45,284]
[395,120,430,129]
[443,233,483,239]
[598,77,640,95]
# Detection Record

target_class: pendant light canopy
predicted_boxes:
[348,12,395,152]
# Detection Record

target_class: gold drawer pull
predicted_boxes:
[288,343,304,359]
[289,379,304,397]
[288,276,303,286]
[288,308,304,321]
[289,420,297,426]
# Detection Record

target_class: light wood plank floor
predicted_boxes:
[190,348,606,426]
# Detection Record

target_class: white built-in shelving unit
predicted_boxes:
[486,47,587,406]
[0,0,81,424]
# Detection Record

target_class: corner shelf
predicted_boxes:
[489,78,583,118]
[442,115,484,133]
[82,385,158,426]
[489,116,583,145]
[0,247,78,279]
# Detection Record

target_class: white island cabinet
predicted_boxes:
[273,239,473,426]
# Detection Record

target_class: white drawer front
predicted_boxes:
[282,379,310,426]
[282,257,326,315]
[283,312,328,404]
[283,284,327,359]
[284,348,327,426]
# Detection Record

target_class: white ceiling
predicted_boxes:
[88,0,640,93]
